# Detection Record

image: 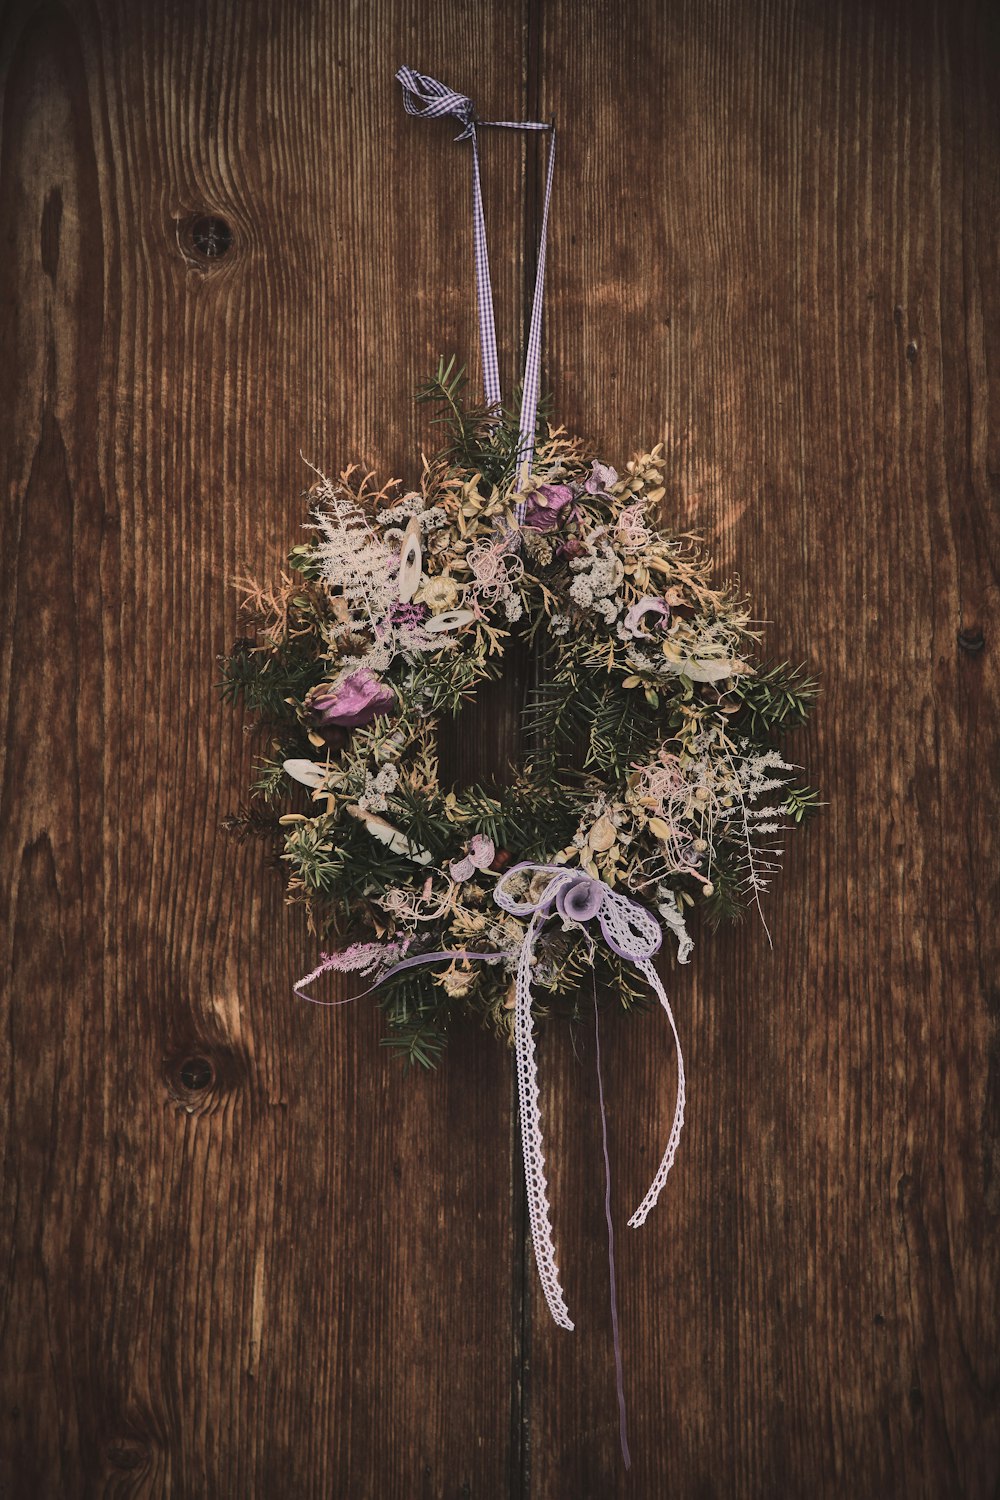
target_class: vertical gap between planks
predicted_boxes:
[512,1,546,1495]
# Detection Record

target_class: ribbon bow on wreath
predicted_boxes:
[302,862,687,1469]
[297,862,687,1339]
[493,864,686,1330]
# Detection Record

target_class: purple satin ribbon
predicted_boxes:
[294,948,505,1005]
[396,66,556,510]
[594,973,632,1470]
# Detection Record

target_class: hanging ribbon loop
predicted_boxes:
[396,67,477,139]
[396,66,556,509]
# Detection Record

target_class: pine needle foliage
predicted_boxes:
[415,356,553,488]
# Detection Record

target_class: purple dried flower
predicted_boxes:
[308,670,396,729]
[523,483,575,532]
[389,601,428,628]
[556,536,588,561]
[623,597,671,638]
[584,461,619,495]
[556,875,605,924]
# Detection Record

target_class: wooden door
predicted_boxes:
[2,1,997,1495]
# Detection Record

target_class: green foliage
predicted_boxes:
[414,355,552,489]
[220,803,282,844]
[783,783,822,823]
[403,645,505,718]
[524,656,664,781]
[219,638,322,718]
[730,661,818,737]
[252,756,292,803]
[699,850,749,928]
[377,973,451,1071]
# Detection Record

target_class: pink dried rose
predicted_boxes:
[523,483,575,531]
[307,670,396,729]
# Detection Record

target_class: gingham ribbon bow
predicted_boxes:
[396,66,556,510]
[494,864,686,1329]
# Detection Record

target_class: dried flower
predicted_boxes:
[449,834,496,883]
[523,483,575,531]
[556,875,605,924]
[416,574,460,613]
[623,596,671,638]
[587,815,618,852]
[389,601,429,628]
[437,961,476,998]
[584,461,618,494]
[308,670,395,728]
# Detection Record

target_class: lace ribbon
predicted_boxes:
[493,864,686,1328]
[296,863,685,1331]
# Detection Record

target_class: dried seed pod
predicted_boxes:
[283,758,328,789]
[587,815,618,852]
[345,803,432,865]
[424,608,476,633]
[397,517,422,601]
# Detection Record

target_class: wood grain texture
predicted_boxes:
[0,2,530,1494]
[0,0,997,1496]
[531,0,1000,1495]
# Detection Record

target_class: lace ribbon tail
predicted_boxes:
[627,957,687,1228]
[515,912,575,1330]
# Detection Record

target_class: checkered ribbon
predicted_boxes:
[396,67,556,515]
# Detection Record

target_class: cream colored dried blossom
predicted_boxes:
[435,961,476,998]
[416,574,460,613]
[619,444,665,502]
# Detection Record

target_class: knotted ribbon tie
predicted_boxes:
[296,864,686,1332]
[295,866,683,1466]
[396,67,556,509]
[493,864,687,1330]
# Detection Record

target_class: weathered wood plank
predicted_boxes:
[2,0,998,1494]
[0,3,530,1494]
[528,0,1000,1494]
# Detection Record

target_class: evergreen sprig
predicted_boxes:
[730,661,818,737]
[414,355,553,488]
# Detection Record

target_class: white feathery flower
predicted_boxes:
[308,475,399,634]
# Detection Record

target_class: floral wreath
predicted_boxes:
[223,365,817,1070]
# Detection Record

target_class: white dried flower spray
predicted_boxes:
[357,763,400,813]
[308,471,399,636]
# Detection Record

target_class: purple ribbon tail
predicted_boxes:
[594,978,632,1470]
[294,948,505,1005]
